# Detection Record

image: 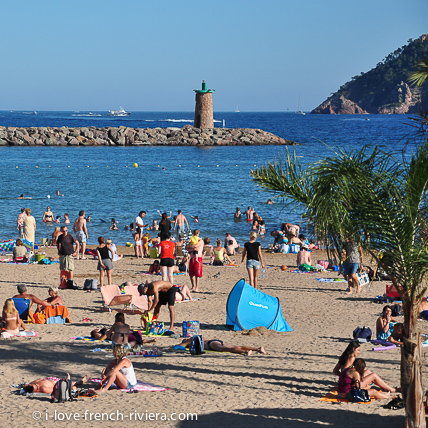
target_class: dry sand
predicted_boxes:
[1,247,426,427]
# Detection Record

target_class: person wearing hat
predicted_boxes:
[138,280,176,330]
[297,245,311,266]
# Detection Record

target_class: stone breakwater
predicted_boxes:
[0,124,294,146]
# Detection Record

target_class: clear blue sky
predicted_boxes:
[0,0,426,111]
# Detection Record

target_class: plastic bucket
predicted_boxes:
[35,253,45,262]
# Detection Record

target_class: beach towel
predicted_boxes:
[90,347,162,357]
[290,269,315,274]
[1,330,38,339]
[91,379,168,392]
[320,388,375,403]
[69,336,112,343]
[316,278,346,282]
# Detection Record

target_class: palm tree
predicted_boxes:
[409,58,428,88]
[251,141,428,427]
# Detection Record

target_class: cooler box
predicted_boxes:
[386,284,400,298]
[150,247,160,258]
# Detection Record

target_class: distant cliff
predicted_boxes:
[312,35,428,114]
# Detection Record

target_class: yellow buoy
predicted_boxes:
[133,163,138,168]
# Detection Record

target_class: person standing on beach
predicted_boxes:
[159,213,172,242]
[174,210,189,236]
[241,231,265,289]
[73,210,88,260]
[245,206,255,222]
[186,230,204,292]
[134,210,148,234]
[22,208,36,246]
[17,208,26,236]
[138,280,177,330]
[57,226,79,284]
[341,236,364,295]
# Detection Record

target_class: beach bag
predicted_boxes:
[353,326,372,343]
[348,381,371,403]
[391,304,402,317]
[290,244,300,254]
[182,320,200,338]
[146,321,165,336]
[33,312,45,324]
[189,335,204,355]
[299,263,316,272]
[357,272,370,287]
[67,279,78,290]
[51,379,74,403]
[83,279,98,291]
[317,260,329,269]
[278,244,289,254]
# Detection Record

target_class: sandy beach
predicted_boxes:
[0,246,424,427]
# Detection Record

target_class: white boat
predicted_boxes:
[107,107,130,116]
[296,96,305,115]
[235,105,240,112]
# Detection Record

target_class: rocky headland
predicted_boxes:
[0,124,294,147]
[312,35,428,114]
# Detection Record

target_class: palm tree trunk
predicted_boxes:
[402,297,425,428]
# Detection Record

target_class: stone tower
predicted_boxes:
[194,80,215,128]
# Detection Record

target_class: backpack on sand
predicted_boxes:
[51,379,74,403]
[189,335,204,355]
[83,279,98,291]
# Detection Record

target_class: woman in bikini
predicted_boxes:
[43,206,54,222]
[212,239,234,266]
[96,236,114,287]
[179,337,266,356]
[338,358,395,400]
[98,344,137,392]
[333,341,397,394]
[1,299,32,338]
[376,305,398,340]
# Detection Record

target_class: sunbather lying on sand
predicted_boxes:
[178,337,266,356]
[23,374,89,394]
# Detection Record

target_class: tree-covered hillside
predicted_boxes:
[312,35,428,114]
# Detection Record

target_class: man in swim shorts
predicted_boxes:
[245,206,254,222]
[178,337,266,356]
[174,209,189,236]
[186,229,204,292]
[23,374,89,394]
[73,210,88,259]
[138,280,176,330]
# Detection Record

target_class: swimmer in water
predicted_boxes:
[191,215,199,223]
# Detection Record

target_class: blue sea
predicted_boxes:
[0,110,417,247]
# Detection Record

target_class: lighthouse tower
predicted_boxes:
[194,80,215,129]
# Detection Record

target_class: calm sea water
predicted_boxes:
[0,111,417,246]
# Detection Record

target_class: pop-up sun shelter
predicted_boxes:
[226,279,292,332]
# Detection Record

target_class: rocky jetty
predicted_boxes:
[0,124,294,147]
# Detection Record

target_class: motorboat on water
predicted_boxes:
[107,107,130,116]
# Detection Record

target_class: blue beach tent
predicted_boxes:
[226,279,292,332]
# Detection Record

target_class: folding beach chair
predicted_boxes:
[100,284,132,313]
[12,298,33,322]
[123,285,149,311]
